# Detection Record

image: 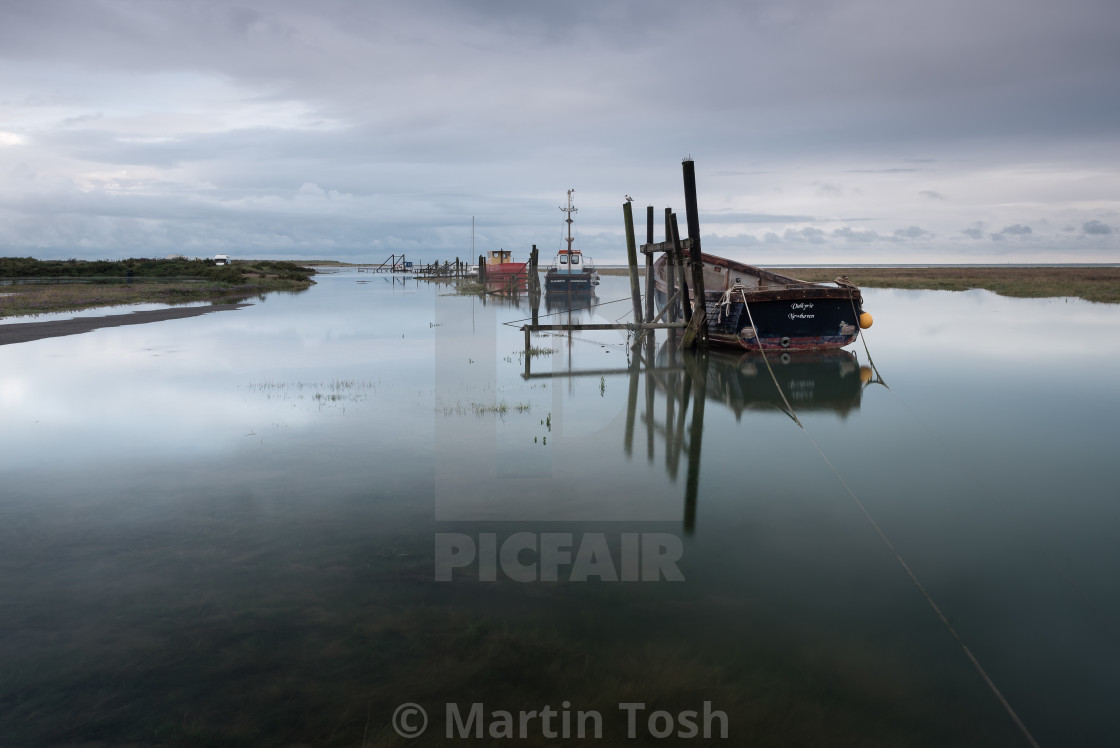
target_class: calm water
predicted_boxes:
[2,272,1118,746]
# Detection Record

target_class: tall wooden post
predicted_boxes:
[682,159,707,348]
[528,244,541,324]
[622,201,643,327]
[644,205,655,323]
[529,244,540,294]
[478,254,486,285]
[664,208,677,323]
[669,213,691,326]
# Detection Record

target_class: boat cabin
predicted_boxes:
[553,247,592,275]
[486,250,513,265]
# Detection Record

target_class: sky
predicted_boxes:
[1,0,1118,265]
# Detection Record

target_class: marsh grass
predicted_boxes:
[437,400,532,417]
[772,267,1120,304]
[598,265,1120,303]
[247,379,375,410]
[0,258,315,318]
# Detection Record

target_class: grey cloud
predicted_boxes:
[991,224,1033,240]
[703,212,816,224]
[919,190,946,200]
[2,0,1119,262]
[1083,220,1114,235]
[783,227,827,244]
[894,226,932,240]
[713,170,767,177]
[962,222,985,239]
[831,226,882,243]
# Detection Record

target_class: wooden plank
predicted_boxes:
[640,238,692,255]
[523,323,686,332]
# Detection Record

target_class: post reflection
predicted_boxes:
[520,321,878,533]
[628,341,875,533]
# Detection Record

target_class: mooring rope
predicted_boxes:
[739,294,1040,748]
[879,373,1120,644]
[503,296,632,326]
[740,297,802,428]
[840,281,888,389]
[798,424,1041,748]
[837,283,1116,641]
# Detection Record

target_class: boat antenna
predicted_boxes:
[560,189,577,253]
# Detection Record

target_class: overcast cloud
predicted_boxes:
[1,0,1118,264]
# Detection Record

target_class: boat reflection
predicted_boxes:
[543,288,599,314]
[630,341,875,532]
[522,331,880,532]
[662,347,869,420]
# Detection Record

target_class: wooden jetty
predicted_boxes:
[519,158,709,357]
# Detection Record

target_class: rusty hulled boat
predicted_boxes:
[653,253,872,351]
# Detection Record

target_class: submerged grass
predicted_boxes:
[247,379,375,410]
[437,400,532,417]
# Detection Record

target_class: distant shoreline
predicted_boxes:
[0,258,314,318]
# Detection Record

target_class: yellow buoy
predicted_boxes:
[859,366,873,384]
[859,311,874,329]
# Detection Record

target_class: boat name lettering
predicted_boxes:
[788,312,815,320]
[790,303,815,310]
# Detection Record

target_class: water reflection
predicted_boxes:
[629,343,880,533]
[4,273,1119,745]
[543,288,599,314]
[519,326,881,535]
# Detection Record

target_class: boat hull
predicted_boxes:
[485,261,528,279]
[703,295,858,350]
[544,270,596,293]
[654,254,864,351]
[484,261,529,291]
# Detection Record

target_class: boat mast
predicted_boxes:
[560,189,577,253]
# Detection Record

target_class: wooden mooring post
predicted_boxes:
[664,208,678,324]
[528,244,540,295]
[622,201,644,326]
[645,205,655,323]
[681,159,707,349]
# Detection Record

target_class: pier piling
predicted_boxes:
[623,201,644,327]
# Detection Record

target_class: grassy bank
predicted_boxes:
[769,266,1120,304]
[0,258,315,318]
[597,266,1120,303]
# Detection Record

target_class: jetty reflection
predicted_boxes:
[523,335,876,532]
